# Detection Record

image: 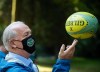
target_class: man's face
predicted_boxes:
[13,24,32,49]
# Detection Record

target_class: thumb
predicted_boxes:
[59,44,65,54]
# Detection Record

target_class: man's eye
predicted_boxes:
[24,32,29,37]
[24,31,31,37]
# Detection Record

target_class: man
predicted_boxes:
[0,21,78,72]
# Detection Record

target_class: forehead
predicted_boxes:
[13,24,31,35]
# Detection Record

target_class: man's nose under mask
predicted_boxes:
[17,35,36,54]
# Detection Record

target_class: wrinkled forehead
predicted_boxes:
[16,24,30,31]
[11,23,31,37]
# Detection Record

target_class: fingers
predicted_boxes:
[59,44,65,54]
[71,39,78,47]
[65,39,78,53]
[58,39,78,59]
[70,46,75,54]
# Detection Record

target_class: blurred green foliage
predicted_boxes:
[37,57,100,72]
[0,0,100,59]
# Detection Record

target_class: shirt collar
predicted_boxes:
[5,52,33,66]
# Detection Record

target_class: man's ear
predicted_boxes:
[9,39,16,48]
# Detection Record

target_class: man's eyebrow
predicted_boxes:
[23,30,31,35]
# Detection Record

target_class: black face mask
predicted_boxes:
[21,35,36,54]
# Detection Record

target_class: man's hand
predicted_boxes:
[58,39,78,59]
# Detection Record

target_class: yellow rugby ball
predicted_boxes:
[65,12,98,39]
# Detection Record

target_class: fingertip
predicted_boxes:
[71,39,78,46]
[61,44,65,47]
[74,39,78,42]
[73,39,78,44]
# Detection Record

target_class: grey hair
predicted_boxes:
[2,21,25,50]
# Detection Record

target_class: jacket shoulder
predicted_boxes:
[0,60,33,72]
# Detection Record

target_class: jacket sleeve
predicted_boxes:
[6,68,29,72]
[2,63,34,72]
[52,59,71,72]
